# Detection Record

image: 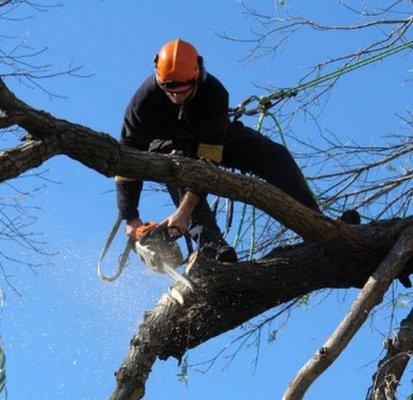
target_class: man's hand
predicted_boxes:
[165,209,191,237]
[125,218,144,240]
[165,191,200,237]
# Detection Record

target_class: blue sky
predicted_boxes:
[1,1,412,399]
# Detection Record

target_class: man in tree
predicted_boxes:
[115,39,320,262]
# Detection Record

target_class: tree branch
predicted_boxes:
[282,225,413,400]
[108,219,413,400]
[0,113,24,128]
[0,76,371,252]
[0,137,59,177]
[1,70,412,400]
[369,307,413,400]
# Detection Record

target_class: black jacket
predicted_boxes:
[116,73,230,220]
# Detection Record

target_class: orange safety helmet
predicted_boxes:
[154,39,203,90]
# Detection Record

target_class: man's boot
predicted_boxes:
[202,241,238,263]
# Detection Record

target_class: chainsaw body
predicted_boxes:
[134,222,184,272]
[98,218,193,290]
[133,222,193,290]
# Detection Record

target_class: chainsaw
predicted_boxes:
[98,216,194,290]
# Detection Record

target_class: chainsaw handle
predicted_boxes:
[165,225,182,239]
[155,222,183,240]
[98,214,132,283]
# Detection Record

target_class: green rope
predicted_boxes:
[265,110,319,202]
[233,112,267,255]
[232,201,248,249]
[0,346,5,394]
[251,39,413,221]
[260,40,413,106]
[263,109,374,221]
[268,113,287,147]
[232,40,412,245]
[248,112,267,259]
[249,206,256,260]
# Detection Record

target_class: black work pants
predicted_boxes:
[223,122,319,211]
[163,121,319,248]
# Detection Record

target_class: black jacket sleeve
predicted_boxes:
[115,179,143,220]
[115,96,151,220]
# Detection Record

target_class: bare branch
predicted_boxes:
[0,137,60,179]
[0,1,14,8]
[220,1,413,62]
[0,113,23,128]
[108,219,413,400]
[368,307,413,400]
[282,225,413,400]
[338,0,407,17]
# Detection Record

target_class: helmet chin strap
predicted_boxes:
[198,66,207,83]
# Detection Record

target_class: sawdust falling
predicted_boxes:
[2,236,174,398]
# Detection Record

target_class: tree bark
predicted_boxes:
[369,307,413,400]
[282,226,413,400]
[109,218,413,400]
[0,76,371,253]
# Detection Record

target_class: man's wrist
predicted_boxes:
[126,218,143,225]
[178,191,200,215]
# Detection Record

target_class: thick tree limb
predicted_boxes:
[1,75,412,400]
[282,226,413,400]
[0,137,60,178]
[369,307,413,400]
[0,114,24,128]
[0,76,371,252]
[109,219,413,400]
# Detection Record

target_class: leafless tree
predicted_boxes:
[0,1,412,400]
[0,0,87,286]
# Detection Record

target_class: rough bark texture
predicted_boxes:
[369,307,413,400]
[282,226,413,400]
[1,77,412,400]
[109,219,413,400]
[0,137,60,178]
[0,76,370,253]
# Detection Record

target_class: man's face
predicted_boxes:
[163,84,195,105]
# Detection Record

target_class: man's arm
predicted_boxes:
[167,79,230,233]
[165,191,200,236]
[116,95,151,237]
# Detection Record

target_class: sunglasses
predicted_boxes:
[159,79,197,92]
